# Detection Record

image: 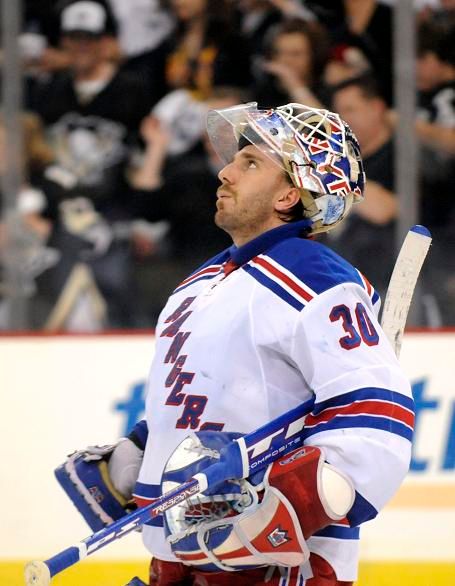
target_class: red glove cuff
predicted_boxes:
[265,445,354,539]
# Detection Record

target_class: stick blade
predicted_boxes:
[24,561,51,586]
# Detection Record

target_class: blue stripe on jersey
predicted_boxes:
[173,272,221,295]
[243,263,304,311]
[303,414,413,442]
[312,387,414,414]
[171,249,230,295]
[313,525,360,540]
[145,517,163,527]
[348,491,379,527]
[267,238,377,299]
[134,482,161,498]
[129,419,148,450]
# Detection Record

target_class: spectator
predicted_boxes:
[20,1,119,85]
[143,0,252,158]
[298,0,345,26]
[253,18,330,108]
[329,75,398,295]
[22,0,62,47]
[29,0,153,328]
[0,112,55,246]
[414,22,455,324]
[307,0,394,104]
[236,0,284,77]
[0,113,61,328]
[322,43,372,88]
[107,0,175,107]
[418,0,455,33]
[162,0,251,98]
[415,23,455,231]
[148,87,209,157]
[342,0,394,103]
[235,1,316,76]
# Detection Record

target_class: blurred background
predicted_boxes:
[0,1,454,585]
[0,0,454,332]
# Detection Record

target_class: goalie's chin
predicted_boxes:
[214,208,231,232]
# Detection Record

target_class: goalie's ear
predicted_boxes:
[274,184,301,216]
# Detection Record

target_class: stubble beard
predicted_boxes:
[214,198,246,239]
[214,204,234,234]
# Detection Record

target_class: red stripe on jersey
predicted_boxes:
[178,265,222,287]
[175,551,207,562]
[253,256,314,302]
[305,400,414,429]
[133,496,156,508]
[358,271,373,296]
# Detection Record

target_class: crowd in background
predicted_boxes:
[0,0,454,330]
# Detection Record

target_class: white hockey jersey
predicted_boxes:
[134,220,414,581]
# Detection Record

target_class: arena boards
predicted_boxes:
[2,332,454,584]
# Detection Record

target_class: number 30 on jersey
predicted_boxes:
[330,303,379,349]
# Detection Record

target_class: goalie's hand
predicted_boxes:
[55,439,143,532]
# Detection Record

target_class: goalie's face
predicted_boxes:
[215,144,300,245]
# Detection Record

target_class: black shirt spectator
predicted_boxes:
[329,75,398,295]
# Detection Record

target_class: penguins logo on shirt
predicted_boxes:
[49,112,127,186]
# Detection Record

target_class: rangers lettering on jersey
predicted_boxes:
[160,297,224,431]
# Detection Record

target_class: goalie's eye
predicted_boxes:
[247,159,258,169]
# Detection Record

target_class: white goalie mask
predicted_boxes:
[206,102,366,235]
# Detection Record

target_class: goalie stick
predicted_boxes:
[24,396,315,586]
[380,225,432,357]
[24,224,431,586]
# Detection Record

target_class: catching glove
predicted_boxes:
[55,438,143,532]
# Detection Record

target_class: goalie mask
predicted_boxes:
[206,102,365,235]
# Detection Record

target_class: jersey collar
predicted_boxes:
[228,219,312,266]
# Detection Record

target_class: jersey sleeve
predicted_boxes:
[290,282,414,527]
[128,419,149,451]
